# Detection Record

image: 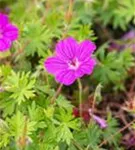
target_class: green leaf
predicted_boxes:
[23,22,54,57]
[93,44,134,88]
[103,113,121,147]
[56,124,73,145]
[7,111,36,140]
[56,95,73,109]
[0,119,10,148]
[86,122,102,148]
[4,71,36,104]
[55,108,80,130]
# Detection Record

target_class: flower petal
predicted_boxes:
[0,38,11,52]
[3,24,19,41]
[44,56,68,74]
[75,58,96,78]
[56,70,76,85]
[56,37,78,60]
[88,109,107,129]
[0,13,9,28]
[77,40,96,60]
[92,115,107,129]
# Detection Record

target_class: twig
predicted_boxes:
[12,40,31,60]
[98,119,135,148]
[19,116,28,150]
[51,84,63,104]
[72,139,84,150]
[66,0,73,24]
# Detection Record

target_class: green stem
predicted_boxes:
[66,0,73,24]
[77,78,83,117]
[51,84,63,104]
[45,71,49,86]
[72,139,84,150]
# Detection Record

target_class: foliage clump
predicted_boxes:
[0,0,135,150]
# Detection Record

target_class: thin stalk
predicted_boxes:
[45,71,49,86]
[51,84,63,104]
[72,139,84,150]
[77,78,83,117]
[19,117,28,150]
[66,0,74,24]
[98,119,135,148]
[63,0,74,38]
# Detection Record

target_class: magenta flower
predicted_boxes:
[0,13,18,52]
[44,37,96,85]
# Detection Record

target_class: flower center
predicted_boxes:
[68,58,80,70]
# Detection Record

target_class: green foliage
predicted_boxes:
[23,22,53,57]
[0,119,10,148]
[0,111,36,149]
[86,122,102,149]
[4,71,36,104]
[0,0,133,149]
[7,111,36,139]
[92,0,135,30]
[0,65,12,82]
[56,124,73,145]
[72,116,121,150]
[92,43,134,90]
[56,95,73,109]
[54,108,80,145]
[45,10,64,37]
[28,101,46,129]
[68,23,97,41]
[103,113,122,147]
[55,108,80,130]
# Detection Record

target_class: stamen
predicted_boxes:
[68,58,80,70]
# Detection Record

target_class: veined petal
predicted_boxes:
[0,38,11,52]
[75,69,84,78]
[3,24,19,41]
[44,56,68,74]
[56,70,76,85]
[81,58,96,74]
[75,58,96,77]
[0,13,9,28]
[77,40,96,60]
[56,37,78,60]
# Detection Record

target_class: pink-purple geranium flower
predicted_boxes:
[44,37,96,85]
[0,13,18,52]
